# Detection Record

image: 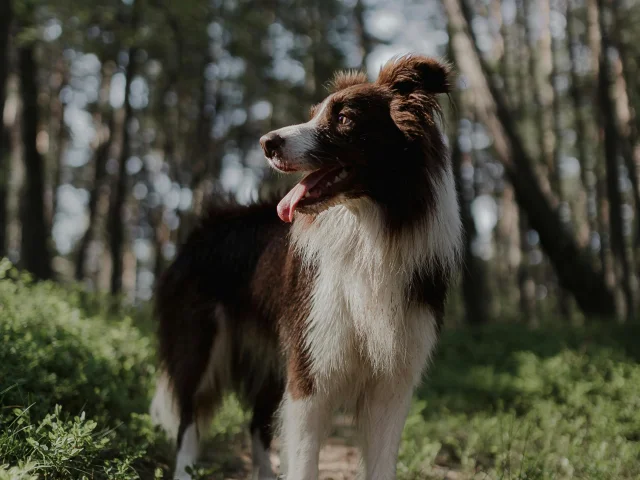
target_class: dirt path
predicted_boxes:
[218,415,361,479]
[269,437,361,480]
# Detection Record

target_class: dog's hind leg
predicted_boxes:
[174,411,200,480]
[249,374,283,479]
[170,312,222,480]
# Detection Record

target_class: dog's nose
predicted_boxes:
[260,132,285,158]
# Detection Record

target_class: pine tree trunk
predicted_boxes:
[550,0,572,318]
[445,27,492,326]
[0,0,12,258]
[108,47,137,295]
[75,122,112,281]
[19,42,51,279]
[452,123,491,325]
[48,60,68,229]
[523,0,556,189]
[567,0,602,268]
[445,0,616,317]
[354,0,374,69]
[596,0,636,321]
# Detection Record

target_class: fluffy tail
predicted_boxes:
[149,370,180,441]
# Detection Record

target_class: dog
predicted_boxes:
[150,54,462,480]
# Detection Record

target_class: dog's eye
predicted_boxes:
[337,113,352,126]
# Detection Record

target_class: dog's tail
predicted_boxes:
[150,244,219,446]
[150,369,180,441]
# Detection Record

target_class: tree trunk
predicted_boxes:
[517,213,537,323]
[75,121,112,281]
[445,23,491,325]
[596,0,636,321]
[445,0,616,317]
[354,0,375,70]
[550,0,572,318]
[523,0,556,189]
[451,119,491,325]
[0,0,12,258]
[108,46,137,295]
[48,61,68,229]
[19,42,52,279]
[567,0,602,268]
[610,1,640,252]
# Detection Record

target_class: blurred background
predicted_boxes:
[1,0,639,324]
[3,1,640,478]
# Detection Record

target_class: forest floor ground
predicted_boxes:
[2,263,640,480]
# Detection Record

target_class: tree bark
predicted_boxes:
[19,42,52,279]
[451,119,491,325]
[610,0,640,248]
[596,0,636,321]
[567,0,601,268]
[354,0,375,70]
[0,0,12,258]
[523,0,556,189]
[48,59,68,229]
[550,0,572,318]
[75,119,113,281]
[445,0,616,317]
[107,46,137,295]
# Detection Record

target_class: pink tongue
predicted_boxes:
[277,168,337,223]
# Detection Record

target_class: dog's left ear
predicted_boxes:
[376,54,452,95]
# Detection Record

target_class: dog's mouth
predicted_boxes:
[276,165,355,223]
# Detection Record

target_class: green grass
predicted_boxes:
[399,324,640,479]
[0,260,245,479]
[2,257,640,479]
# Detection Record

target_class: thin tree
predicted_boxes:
[450,103,491,324]
[354,0,375,69]
[0,0,12,258]
[566,0,602,269]
[108,3,140,295]
[596,0,636,321]
[75,118,114,281]
[18,30,52,279]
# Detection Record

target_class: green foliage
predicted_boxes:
[0,260,171,479]
[398,324,640,479]
[3,257,640,478]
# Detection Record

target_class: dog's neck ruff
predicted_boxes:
[290,164,462,285]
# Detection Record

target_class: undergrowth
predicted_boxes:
[399,323,640,479]
[2,257,640,479]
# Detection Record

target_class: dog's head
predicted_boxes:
[260,54,453,224]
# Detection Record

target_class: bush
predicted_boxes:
[0,260,169,479]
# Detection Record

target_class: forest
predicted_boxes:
[1,0,640,478]
[2,0,640,323]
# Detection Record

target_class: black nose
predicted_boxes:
[260,132,285,158]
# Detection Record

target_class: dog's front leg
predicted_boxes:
[358,377,414,480]
[279,391,331,480]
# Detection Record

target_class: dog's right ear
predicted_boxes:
[376,54,452,96]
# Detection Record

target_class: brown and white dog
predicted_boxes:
[150,54,462,480]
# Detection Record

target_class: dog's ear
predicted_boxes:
[376,54,452,96]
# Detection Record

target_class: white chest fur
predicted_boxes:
[290,166,462,391]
